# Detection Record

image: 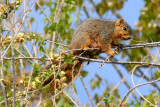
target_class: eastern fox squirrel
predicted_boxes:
[3,18,131,93]
[1,18,131,105]
[42,18,131,93]
[70,18,131,56]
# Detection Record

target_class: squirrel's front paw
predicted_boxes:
[81,46,89,50]
[107,50,116,57]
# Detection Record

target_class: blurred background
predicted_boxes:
[0,0,160,106]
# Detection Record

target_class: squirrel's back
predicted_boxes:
[73,18,116,36]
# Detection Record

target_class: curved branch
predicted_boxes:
[119,78,160,107]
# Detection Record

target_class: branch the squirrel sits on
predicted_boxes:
[42,18,132,92]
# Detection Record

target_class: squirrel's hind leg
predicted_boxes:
[80,32,93,50]
[70,32,90,50]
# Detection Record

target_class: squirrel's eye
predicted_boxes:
[123,27,127,31]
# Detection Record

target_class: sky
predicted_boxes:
[16,0,159,106]
[2,0,160,106]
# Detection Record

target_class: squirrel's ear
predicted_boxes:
[119,19,124,24]
[115,19,124,26]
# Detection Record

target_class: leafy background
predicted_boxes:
[0,0,160,106]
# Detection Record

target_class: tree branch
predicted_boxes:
[80,75,94,106]
[0,82,8,107]
[115,42,160,50]
[76,56,160,67]
[112,64,139,102]
[119,78,160,107]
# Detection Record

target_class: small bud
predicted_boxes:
[158,14,160,18]
[19,80,23,84]
[153,23,157,28]
[62,83,67,87]
[54,89,58,93]
[55,79,60,83]
[35,77,40,83]
[60,77,67,82]
[108,2,113,7]
[60,71,65,76]
[148,22,152,28]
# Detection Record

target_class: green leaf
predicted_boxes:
[66,61,74,65]
[154,70,160,79]
[91,80,100,90]
[32,64,41,75]
[81,70,89,78]
[109,96,114,101]
[103,98,109,105]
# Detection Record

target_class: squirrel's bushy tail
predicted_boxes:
[42,52,83,93]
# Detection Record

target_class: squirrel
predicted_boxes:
[2,18,131,90]
[42,18,131,93]
[1,18,131,105]
[70,18,131,56]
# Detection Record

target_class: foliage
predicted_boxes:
[0,0,160,106]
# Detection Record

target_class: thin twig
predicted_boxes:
[100,56,140,102]
[112,10,122,19]
[0,51,4,79]
[100,55,111,68]
[71,86,83,107]
[11,1,17,106]
[34,0,52,24]
[83,5,90,18]
[135,69,160,90]
[63,91,79,107]
[111,57,160,90]
[25,67,34,104]
[112,64,139,102]
[131,67,156,106]
[45,39,69,47]
[46,1,77,7]
[127,67,151,103]
[116,42,160,50]
[80,75,94,106]
[0,82,8,107]
[51,96,57,107]
[96,65,139,107]
[35,93,42,107]
[89,0,102,18]
[50,0,65,54]
[23,43,33,57]
[14,47,32,64]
